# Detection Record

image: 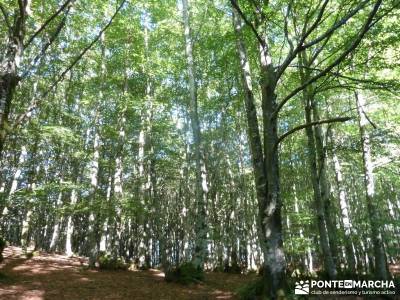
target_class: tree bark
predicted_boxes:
[181,0,207,268]
[88,111,101,267]
[355,90,388,280]
[312,103,339,265]
[0,1,34,157]
[233,9,285,298]
[65,187,78,256]
[332,152,356,273]
[298,55,337,279]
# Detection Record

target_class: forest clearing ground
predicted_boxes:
[0,247,255,300]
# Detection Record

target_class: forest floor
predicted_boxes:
[0,247,255,300]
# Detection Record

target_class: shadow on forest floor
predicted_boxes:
[0,247,254,300]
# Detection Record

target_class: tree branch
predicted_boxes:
[21,5,71,80]
[274,0,382,118]
[276,116,352,148]
[277,0,373,81]
[292,65,397,90]
[14,0,128,127]
[230,0,265,47]
[0,4,12,32]
[277,0,329,80]
[24,0,74,49]
[301,0,370,51]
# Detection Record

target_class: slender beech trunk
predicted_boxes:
[49,180,64,252]
[181,0,207,268]
[1,146,27,226]
[88,111,101,267]
[112,106,126,257]
[298,55,337,279]
[137,14,154,268]
[99,174,113,252]
[65,187,78,256]
[355,91,388,279]
[332,151,357,273]
[293,184,314,273]
[312,103,338,264]
[21,142,39,252]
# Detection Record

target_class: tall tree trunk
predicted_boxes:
[137,13,154,268]
[233,10,285,298]
[21,142,39,252]
[65,187,78,256]
[88,111,101,267]
[49,183,64,252]
[0,1,29,157]
[355,91,388,279]
[332,152,357,273]
[312,104,338,264]
[298,56,337,279]
[112,106,126,257]
[181,0,207,268]
[1,146,27,225]
[259,53,286,298]
[293,183,314,273]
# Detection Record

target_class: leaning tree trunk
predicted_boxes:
[355,91,388,280]
[181,0,207,269]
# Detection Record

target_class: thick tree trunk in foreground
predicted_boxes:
[355,91,388,280]
[0,1,31,158]
[181,0,207,268]
[233,10,285,298]
[259,52,286,297]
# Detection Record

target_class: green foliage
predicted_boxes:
[98,252,128,270]
[165,262,204,285]
[41,125,80,145]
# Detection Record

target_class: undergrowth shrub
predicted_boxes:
[224,261,242,274]
[165,262,204,284]
[237,279,264,300]
[98,252,128,270]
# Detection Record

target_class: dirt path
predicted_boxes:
[0,247,253,300]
